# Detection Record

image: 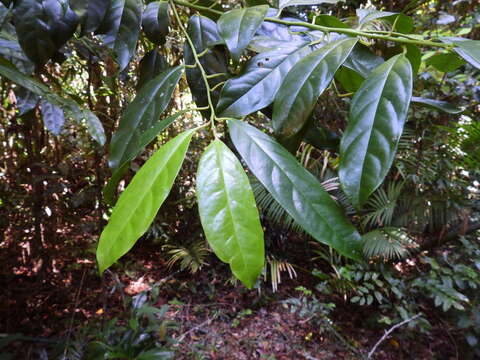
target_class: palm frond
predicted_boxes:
[361,181,405,229]
[362,227,414,260]
[264,256,297,292]
[163,239,209,274]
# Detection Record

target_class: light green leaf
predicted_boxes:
[97,129,196,274]
[228,120,363,261]
[0,57,105,144]
[426,52,465,72]
[108,66,183,169]
[273,38,357,140]
[217,5,268,63]
[217,41,311,117]
[197,139,264,288]
[339,54,413,208]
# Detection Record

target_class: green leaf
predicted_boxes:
[411,97,463,114]
[137,49,168,90]
[15,87,39,115]
[448,38,480,70]
[99,0,142,71]
[228,119,363,261]
[97,129,196,274]
[0,57,105,144]
[40,99,64,135]
[142,1,169,46]
[339,54,412,208]
[217,41,311,117]
[72,0,109,34]
[343,44,384,78]
[356,9,395,25]
[273,38,357,139]
[217,5,268,63]
[0,38,35,74]
[303,123,340,150]
[13,0,79,66]
[384,13,414,34]
[184,15,228,118]
[197,139,264,288]
[279,0,342,10]
[315,15,349,29]
[426,52,465,72]
[335,66,364,92]
[108,66,183,169]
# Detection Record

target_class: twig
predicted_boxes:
[62,269,87,358]
[176,318,212,342]
[368,314,421,359]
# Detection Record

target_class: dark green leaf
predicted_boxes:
[197,139,264,288]
[0,38,35,74]
[357,8,395,25]
[40,99,64,135]
[217,42,311,117]
[343,44,384,78]
[137,49,168,90]
[228,119,363,261]
[426,52,465,72]
[0,57,105,144]
[184,15,228,118]
[339,54,413,208]
[273,38,357,139]
[15,87,39,115]
[279,0,342,10]
[303,123,340,150]
[315,15,349,29]
[411,97,463,114]
[99,0,142,71]
[84,0,110,34]
[217,5,268,63]
[108,66,183,169]
[13,0,79,66]
[142,1,169,45]
[193,0,222,20]
[97,129,196,274]
[246,0,269,6]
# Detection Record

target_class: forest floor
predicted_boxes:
[0,215,458,360]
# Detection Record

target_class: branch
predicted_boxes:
[171,0,454,49]
[367,314,421,359]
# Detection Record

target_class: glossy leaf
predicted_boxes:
[142,1,169,45]
[411,97,463,114]
[335,66,364,92]
[13,0,79,66]
[357,9,395,25]
[109,66,183,169]
[217,5,268,63]
[343,44,384,78]
[278,0,342,10]
[99,0,142,71]
[40,99,64,135]
[273,38,357,139]
[339,54,413,208]
[137,50,168,90]
[102,110,184,205]
[426,53,465,72]
[197,139,264,288]
[217,42,311,117]
[184,15,228,117]
[97,129,196,274]
[449,38,480,70]
[0,57,105,144]
[228,120,363,261]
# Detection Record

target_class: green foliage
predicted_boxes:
[197,139,264,288]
